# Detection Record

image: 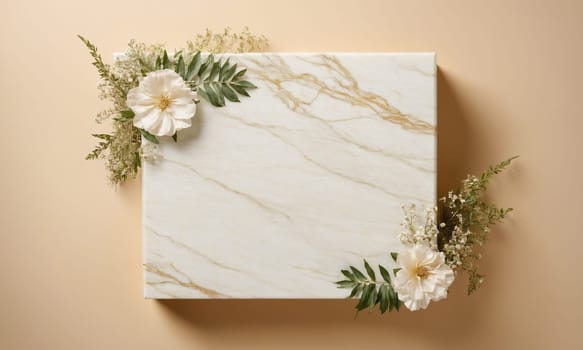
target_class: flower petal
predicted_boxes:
[127,69,197,136]
[393,244,455,312]
[168,102,196,120]
[133,108,162,131]
[150,113,175,137]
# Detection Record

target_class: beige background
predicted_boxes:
[1,0,582,349]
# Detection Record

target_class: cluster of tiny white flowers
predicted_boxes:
[440,189,466,205]
[96,41,162,113]
[111,61,140,86]
[139,143,161,162]
[461,175,480,195]
[398,204,440,250]
[438,175,488,276]
[442,221,473,268]
[85,29,269,186]
[440,190,474,269]
[186,27,270,54]
[397,159,514,295]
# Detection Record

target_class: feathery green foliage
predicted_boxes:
[85,134,112,160]
[160,50,257,108]
[438,156,518,295]
[78,35,126,97]
[79,28,267,186]
[338,156,517,312]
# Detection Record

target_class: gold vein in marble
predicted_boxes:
[241,56,433,174]
[245,54,434,134]
[164,159,291,221]
[148,227,306,293]
[144,263,224,298]
[148,227,243,273]
[148,285,179,298]
[220,112,429,202]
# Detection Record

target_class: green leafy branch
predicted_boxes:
[85,133,112,160]
[156,50,257,107]
[79,29,268,186]
[135,50,258,145]
[478,156,519,189]
[336,260,401,314]
[438,156,518,295]
[196,55,256,107]
[77,35,127,97]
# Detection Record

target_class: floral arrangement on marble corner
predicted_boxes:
[336,156,518,314]
[79,27,269,185]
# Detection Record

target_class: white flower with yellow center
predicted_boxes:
[393,244,455,311]
[126,69,197,137]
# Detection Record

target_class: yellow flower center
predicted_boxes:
[415,265,430,279]
[156,96,171,111]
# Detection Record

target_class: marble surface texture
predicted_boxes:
[142,53,436,298]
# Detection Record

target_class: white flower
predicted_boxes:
[394,244,455,311]
[126,69,197,137]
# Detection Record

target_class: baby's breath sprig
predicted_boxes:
[438,156,518,294]
[80,28,269,186]
[337,156,517,312]
[186,26,270,53]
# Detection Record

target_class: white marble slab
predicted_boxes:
[142,53,436,298]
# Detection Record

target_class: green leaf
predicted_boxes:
[176,55,185,78]
[139,129,159,144]
[366,285,378,309]
[341,269,353,281]
[172,132,177,142]
[213,82,226,106]
[155,56,162,70]
[222,84,240,102]
[232,80,257,89]
[364,260,376,281]
[222,63,237,81]
[388,286,398,311]
[230,84,250,97]
[350,266,366,282]
[120,110,135,119]
[232,68,247,81]
[198,54,214,77]
[379,284,389,313]
[208,61,221,81]
[335,280,354,288]
[197,86,209,102]
[133,151,141,172]
[378,265,392,284]
[393,268,402,275]
[390,252,399,262]
[91,133,112,140]
[162,50,170,69]
[186,52,201,80]
[219,58,231,79]
[355,284,374,311]
[202,82,221,107]
[349,284,363,298]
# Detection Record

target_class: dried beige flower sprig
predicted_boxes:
[337,156,518,313]
[438,156,518,294]
[80,28,269,186]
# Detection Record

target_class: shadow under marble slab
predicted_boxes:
[150,68,489,347]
